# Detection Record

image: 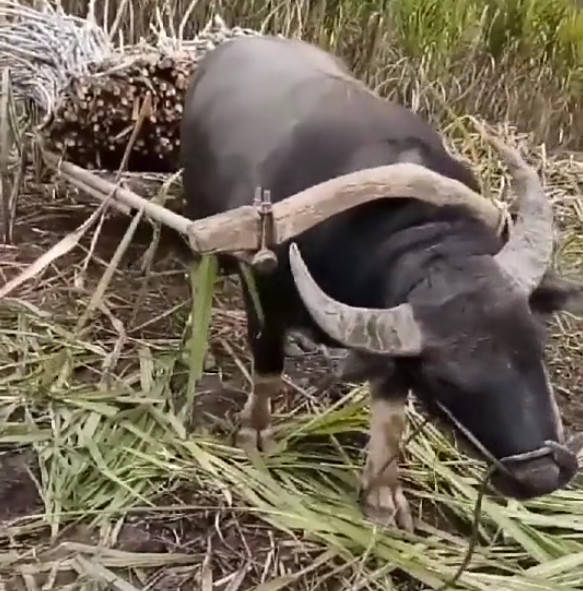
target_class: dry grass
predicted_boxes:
[48,0,583,151]
[0,1,583,590]
[0,119,582,590]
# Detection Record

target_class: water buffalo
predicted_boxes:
[179,35,583,531]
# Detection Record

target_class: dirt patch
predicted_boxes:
[0,448,43,523]
[548,321,583,433]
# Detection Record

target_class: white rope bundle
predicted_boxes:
[0,1,260,117]
[0,1,111,113]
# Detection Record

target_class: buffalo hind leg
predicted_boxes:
[361,379,413,531]
[235,275,285,454]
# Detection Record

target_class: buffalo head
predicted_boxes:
[288,135,583,500]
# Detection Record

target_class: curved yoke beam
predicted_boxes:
[42,140,513,258]
[187,161,508,255]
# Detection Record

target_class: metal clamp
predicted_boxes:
[251,187,278,273]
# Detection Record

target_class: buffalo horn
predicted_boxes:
[488,134,553,294]
[288,242,423,355]
[288,132,552,354]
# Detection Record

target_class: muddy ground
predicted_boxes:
[0,176,582,589]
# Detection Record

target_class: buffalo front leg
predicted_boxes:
[235,272,285,454]
[235,372,282,454]
[361,380,413,531]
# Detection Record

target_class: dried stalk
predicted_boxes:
[0,67,11,242]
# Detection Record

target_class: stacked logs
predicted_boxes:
[43,18,262,173]
[45,51,197,173]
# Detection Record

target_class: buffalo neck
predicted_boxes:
[290,200,504,313]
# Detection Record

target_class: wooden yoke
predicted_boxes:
[41,148,509,269]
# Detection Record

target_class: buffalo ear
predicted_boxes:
[529,271,583,317]
[336,351,395,383]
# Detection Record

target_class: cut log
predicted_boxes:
[45,51,197,173]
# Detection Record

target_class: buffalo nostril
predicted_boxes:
[491,456,575,500]
[546,440,579,475]
[514,461,561,497]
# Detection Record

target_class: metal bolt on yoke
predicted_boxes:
[252,186,278,273]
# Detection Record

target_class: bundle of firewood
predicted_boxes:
[47,51,195,172]
[44,25,263,172]
[0,2,262,172]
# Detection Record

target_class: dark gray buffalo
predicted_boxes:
[180,35,583,530]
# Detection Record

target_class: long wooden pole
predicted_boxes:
[42,149,505,257]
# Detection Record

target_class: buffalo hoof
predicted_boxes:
[235,425,278,456]
[362,484,414,532]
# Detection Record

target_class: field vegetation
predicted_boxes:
[0,0,583,589]
[58,0,583,150]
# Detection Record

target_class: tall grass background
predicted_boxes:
[58,0,583,150]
